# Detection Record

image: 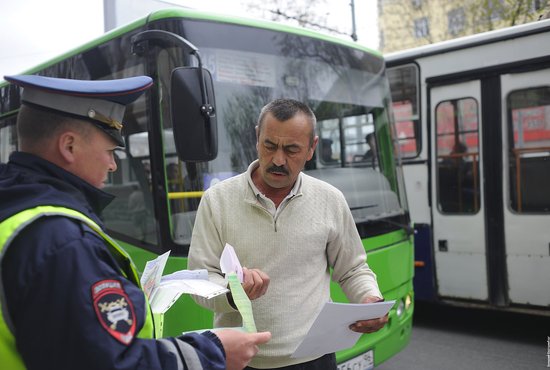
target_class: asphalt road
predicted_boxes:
[377,301,550,369]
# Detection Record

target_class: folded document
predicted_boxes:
[140,251,229,314]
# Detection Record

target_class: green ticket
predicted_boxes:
[227,273,257,333]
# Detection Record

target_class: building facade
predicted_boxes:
[378,0,550,53]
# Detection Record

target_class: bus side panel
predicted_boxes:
[412,223,436,301]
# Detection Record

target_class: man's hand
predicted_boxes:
[215,329,271,370]
[348,296,388,334]
[242,267,270,300]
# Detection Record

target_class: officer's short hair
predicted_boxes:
[17,104,91,149]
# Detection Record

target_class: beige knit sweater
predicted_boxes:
[188,160,382,368]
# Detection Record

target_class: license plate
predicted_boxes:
[337,350,374,370]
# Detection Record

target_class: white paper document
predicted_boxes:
[291,300,395,358]
[141,251,170,300]
[220,243,244,282]
[150,278,229,314]
[140,250,229,314]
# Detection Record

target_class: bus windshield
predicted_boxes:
[150,19,408,245]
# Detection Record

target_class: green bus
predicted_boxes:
[0,8,413,368]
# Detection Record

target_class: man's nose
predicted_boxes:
[272,148,286,167]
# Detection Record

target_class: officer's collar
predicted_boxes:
[9,151,115,216]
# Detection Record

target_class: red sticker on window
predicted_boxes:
[91,279,136,345]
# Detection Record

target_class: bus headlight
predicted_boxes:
[405,294,412,311]
[395,299,405,317]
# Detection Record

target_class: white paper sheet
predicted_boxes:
[291,300,395,358]
[140,251,229,314]
[150,279,229,314]
[161,269,208,281]
[140,251,170,299]
[220,243,243,282]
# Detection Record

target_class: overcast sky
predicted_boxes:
[0,0,378,77]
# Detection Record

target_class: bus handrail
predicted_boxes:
[168,191,204,199]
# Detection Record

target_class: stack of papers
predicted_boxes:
[291,300,395,358]
[141,251,229,314]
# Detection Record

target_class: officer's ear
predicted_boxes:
[57,131,78,164]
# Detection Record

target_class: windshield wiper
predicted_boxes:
[350,204,378,211]
[374,217,414,236]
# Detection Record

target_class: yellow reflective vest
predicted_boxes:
[0,206,155,370]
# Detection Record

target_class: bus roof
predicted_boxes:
[384,18,550,64]
[1,7,381,85]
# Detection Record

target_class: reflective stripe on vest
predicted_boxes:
[0,206,155,370]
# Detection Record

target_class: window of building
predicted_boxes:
[387,64,420,158]
[414,17,430,38]
[436,98,480,214]
[448,7,465,36]
[507,86,550,213]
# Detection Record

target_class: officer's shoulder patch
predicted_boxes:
[91,279,136,345]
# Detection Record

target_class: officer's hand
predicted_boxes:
[242,267,270,300]
[215,329,271,370]
[349,296,388,334]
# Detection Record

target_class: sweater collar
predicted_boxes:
[245,159,303,199]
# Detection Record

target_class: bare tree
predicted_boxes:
[242,0,351,37]
[467,0,545,33]
[379,0,550,53]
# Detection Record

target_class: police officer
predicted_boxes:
[0,75,270,370]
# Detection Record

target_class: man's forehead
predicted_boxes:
[261,126,310,147]
[262,112,313,134]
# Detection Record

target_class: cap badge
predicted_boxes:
[88,109,123,131]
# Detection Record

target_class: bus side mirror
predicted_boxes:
[171,67,218,161]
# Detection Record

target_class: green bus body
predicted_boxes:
[0,8,414,367]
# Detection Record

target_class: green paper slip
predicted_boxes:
[227,273,257,333]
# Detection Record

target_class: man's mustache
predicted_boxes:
[267,165,289,175]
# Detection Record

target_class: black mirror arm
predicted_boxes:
[131,30,214,118]
[192,49,215,119]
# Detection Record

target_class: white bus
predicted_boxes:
[385,18,550,314]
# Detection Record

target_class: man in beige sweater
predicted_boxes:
[188,99,387,369]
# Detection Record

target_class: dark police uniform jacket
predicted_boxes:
[0,152,225,370]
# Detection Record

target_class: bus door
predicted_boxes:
[501,68,550,307]
[429,80,488,301]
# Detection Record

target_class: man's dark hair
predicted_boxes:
[257,99,317,146]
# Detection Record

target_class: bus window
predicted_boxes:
[317,113,377,168]
[507,86,550,213]
[0,116,18,162]
[317,119,341,165]
[435,97,480,213]
[387,64,419,158]
[344,113,377,168]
